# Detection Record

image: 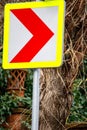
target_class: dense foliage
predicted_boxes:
[0,92,31,124]
[68,57,87,122]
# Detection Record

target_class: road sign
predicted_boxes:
[3,1,65,69]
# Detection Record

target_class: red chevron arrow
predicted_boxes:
[10,8,54,63]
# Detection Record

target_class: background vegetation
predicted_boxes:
[0,0,87,129]
[68,56,87,123]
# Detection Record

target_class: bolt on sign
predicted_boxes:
[3,0,65,69]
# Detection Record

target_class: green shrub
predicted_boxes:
[68,79,87,122]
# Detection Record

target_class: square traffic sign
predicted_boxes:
[3,1,65,69]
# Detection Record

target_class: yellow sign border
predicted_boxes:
[3,0,65,69]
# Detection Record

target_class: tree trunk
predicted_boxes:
[39,68,72,130]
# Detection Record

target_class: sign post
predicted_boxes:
[32,69,40,130]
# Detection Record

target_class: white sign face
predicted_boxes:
[3,1,65,69]
[9,7,58,62]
